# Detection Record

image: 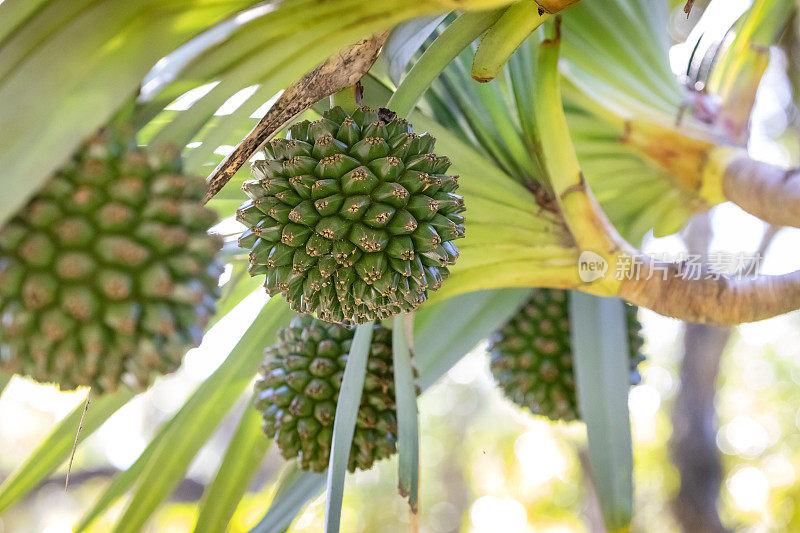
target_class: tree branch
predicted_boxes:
[202,32,389,204]
[629,136,800,228]
[535,28,800,325]
[619,120,800,227]
[618,259,800,325]
[722,156,800,228]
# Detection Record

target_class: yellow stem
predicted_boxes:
[471,1,549,82]
[534,27,633,295]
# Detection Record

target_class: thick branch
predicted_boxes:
[722,156,800,228]
[625,131,800,227]
[534,25,800,324]
[203,32,388,203]
[618,257,800,325]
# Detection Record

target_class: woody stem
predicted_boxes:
[535,24,800,325]
[618,258,800,325]
[720,155,800,228]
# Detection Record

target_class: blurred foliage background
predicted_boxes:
[1,294,800,532]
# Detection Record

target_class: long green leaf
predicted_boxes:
[108,297,293,533]
[193,405,271,533]
[392,313,420,513]
[249,466,326,533]
[323,323,374,533]
[387,10,502,117]
[383,14,447,85]
[181,2,461,172]
[71,299,290,532]
[0,0,96,79]
[75,414,179,532]
[0,0,254,226]
[145,0,514,171]
[0,0,59,44]
[569,292,634,531]
[0,387,133,513]
[431,45,540,185]
[561,0,681,117]
[75,268,256,531]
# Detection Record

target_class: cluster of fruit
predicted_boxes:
[0,107,643,473]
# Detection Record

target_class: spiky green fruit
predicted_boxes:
[254,315,399,472]
[237,106,465,325]
[0,131,223,394]
[490,289,644,422]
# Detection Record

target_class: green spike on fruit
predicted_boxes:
[0,131,223,394]
[490,289,645,422]
[253,315,404,473]
[237,106,466,325]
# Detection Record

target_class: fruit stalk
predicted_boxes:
[471,1,550,83]
[535,0,581,12]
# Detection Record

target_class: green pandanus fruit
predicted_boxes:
[0,131,222,394]
[237,106,465,325]
[491,288,644,421]
[254,315,400,472]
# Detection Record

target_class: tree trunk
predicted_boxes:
[671,323,731,533]
[670,215,730,533]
